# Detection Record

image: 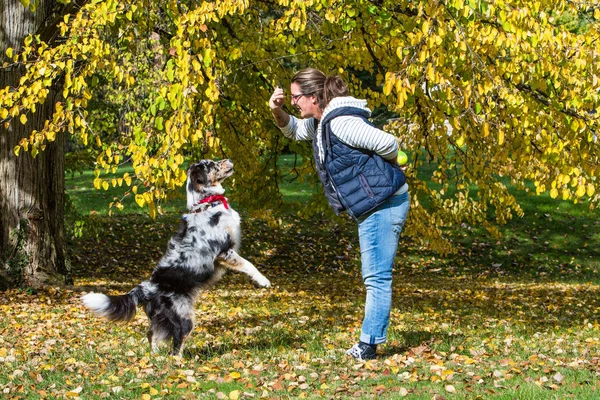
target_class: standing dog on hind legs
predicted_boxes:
[81,159,271,356]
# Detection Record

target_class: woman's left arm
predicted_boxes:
[331,116,398,160]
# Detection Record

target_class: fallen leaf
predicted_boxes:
[553,372,564,383]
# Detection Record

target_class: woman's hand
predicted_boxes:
[269,87,285,110]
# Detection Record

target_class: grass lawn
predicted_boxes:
[1,155,599,399]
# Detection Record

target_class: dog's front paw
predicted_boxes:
[254,275,271,288]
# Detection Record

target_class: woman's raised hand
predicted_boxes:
[269,87,285,110]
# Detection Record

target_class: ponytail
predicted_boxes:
[291,68,349,110]
[323,75,349,109]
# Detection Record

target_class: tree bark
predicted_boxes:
[0,0,71,289]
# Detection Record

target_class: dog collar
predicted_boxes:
[189,195,229,214]
[199,195,229,209]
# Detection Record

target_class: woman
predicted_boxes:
[269,68,410,361]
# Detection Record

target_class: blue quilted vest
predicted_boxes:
[313,107,406,219]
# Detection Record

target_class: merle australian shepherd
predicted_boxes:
[81,159,271,355]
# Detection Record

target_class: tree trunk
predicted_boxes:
[0,0,71,289]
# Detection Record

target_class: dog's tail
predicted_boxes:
[81,281,155,322]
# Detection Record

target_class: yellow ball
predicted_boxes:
[396,151,408,165]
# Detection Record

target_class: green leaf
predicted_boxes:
[155,116,163,130]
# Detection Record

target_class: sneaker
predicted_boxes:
[346,342,377,360]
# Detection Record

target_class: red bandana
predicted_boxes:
[198,195,229,210]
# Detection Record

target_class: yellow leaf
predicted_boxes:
[229,371,241,379]
[20,114,27,125]
[141,395,150,400]
[587,184,595,197]
[229,390,240,400]
[383,77,394,96]
[482,122,489,137]
[570,119,579,132]
[93,178,101,190]
[14,146,21,156]
[149,203,157,219]
[498,130,505,145]
[422,20,430,34]
[208,137,220,148]
[550,188,558,199]
[102,181,109,191]
[135,194,146,207]
[149,387,159,395]
[66,387,83,397]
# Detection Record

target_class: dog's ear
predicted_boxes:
[186,162,199,177]
[194,172,207,186]
[188,161,210,188]
[186,161,204,174]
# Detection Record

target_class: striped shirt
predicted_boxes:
[279,96,399,163]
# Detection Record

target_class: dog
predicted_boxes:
[81,159,271,355]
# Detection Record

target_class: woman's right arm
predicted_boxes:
[269,88,315,141]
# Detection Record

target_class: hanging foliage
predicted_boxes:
[2,0,599,253]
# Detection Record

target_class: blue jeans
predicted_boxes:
[356,191,410,345]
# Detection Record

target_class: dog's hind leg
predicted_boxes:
[145,304,161,354]
[171,317,194,356]
[147,329,160,354]
[217,249,271,287]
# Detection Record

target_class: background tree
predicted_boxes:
[0,0,80,288]
[2,0,599,286]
